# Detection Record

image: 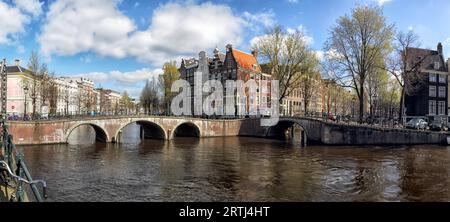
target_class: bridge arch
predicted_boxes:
[267,120,308,147]
[115,120,167,143]
[65,123,110,143]
[171,121,201,139]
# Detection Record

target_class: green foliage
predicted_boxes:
[324,5,395,122]
[252,25,319,102]
[159,60,180,114]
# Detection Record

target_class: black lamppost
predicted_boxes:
[352,97,356,120]
[373,94,378,118]
[23,86,29,120]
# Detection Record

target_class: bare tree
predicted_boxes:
[324,5,395,123]
[299,71,321,115]
[252,26,318,103]
[40,70,59,115]
[26,50,42,117]
[48,73,58,115]
[61,84,71,116]
[384,30,427,121]
[98,89,109,115]
[141,77,161,115]
[365,54,390,119]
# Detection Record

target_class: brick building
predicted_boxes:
[180,44,272,117]
[404,43,449,122]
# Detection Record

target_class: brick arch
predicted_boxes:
[114,120,168,142]
[65,122,110,143]
[267,120,308,146]
[171,121,202,139]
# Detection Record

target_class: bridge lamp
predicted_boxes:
[352,97,356,119]
[23,86,29,119]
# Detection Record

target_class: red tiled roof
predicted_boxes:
[231,49,261,72]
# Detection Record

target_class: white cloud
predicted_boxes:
[69,67,163,98]
[110,68,163,85]
[17,45,25,54]
[39,1,245,66]
[377,0,392,6]
[287,0,299,3]
[444,38,450,47]
[294,25,314,45]
[324,48,343,60]
[72,68,162,86]
[0,1,30,44]
[253,25,314,47]
[74,72,109,83]
[242,10,276,31]
[80,56,92,63]
[126,2,244,65]
[314,50,324,61]
[39,0,136,58]
[13,0,43,17]
[250,35,266,48]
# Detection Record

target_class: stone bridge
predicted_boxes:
[8,116,245,145]
[7,116,449,146]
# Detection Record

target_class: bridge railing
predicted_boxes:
[0,121,47,202]
[7,113,250,122]
[285,114,405,129]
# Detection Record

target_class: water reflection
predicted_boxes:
[18,124,450,202]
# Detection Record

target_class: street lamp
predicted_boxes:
[352,97,356,119]
[23,86,29,120]
[373,94,378,118]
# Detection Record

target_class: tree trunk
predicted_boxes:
[359,82,365,124]
[304,99,308,116]
[32,97,36,116]
[399,87,405,124]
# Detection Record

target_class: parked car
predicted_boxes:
[405,118,428,130]
[429,120,448,131]
[328,114,336,121]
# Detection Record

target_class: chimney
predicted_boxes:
[251,50,259,58]
[15,59,20,67]
[213,47,220,57]
[447,58,450,73]
[438,42,443,55]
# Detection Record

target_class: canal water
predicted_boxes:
[18,124,450,202]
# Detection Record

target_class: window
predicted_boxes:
[439,74,447,83]
[429,100,436,115]
[439,87,446,98]
[434,62,440,70]
[430,74,437,82]
[429,86,437,97]
[438,101,446,115]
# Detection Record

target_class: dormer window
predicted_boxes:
[253,64,257,71]
[435,62,440,70]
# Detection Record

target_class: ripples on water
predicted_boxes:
[18,124,450,202]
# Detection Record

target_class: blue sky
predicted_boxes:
[1,0,450,98]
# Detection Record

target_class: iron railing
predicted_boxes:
[0,121,47,202]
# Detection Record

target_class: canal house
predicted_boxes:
[404,43,449,123]
[179,44,272,118]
